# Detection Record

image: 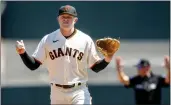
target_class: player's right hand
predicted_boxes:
[16,40,26,54]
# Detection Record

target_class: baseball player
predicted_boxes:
[16,5,114,104]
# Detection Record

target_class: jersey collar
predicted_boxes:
[60,28,77,39]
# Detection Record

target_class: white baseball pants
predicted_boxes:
[50,83,92,104]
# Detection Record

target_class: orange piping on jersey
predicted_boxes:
[90,60,100,69]
[65,28,77,39]
[33,57,42,65]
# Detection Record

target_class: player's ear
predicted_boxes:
[57,16,60,22]
[74,17,78,23]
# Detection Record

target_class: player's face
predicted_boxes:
[58,14,78,29]
[138,66,150,76]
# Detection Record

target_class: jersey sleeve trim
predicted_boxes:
[32,56,42,65]
[90,59,101,69]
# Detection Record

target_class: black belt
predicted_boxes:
[51,82,82,89]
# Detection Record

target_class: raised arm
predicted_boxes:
[115,56,130,85]
[16,40,41,70]
[163,55,170,84]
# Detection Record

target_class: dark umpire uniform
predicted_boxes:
[125,59,170,105]
[125,73,169,105]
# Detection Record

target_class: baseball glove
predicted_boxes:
[96,37,120,57]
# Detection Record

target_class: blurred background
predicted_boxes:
[1,1,170,105]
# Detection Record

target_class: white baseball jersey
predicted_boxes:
[32,29,101,85]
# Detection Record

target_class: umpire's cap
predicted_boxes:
[134,59,151,69]
[58,5,77,17]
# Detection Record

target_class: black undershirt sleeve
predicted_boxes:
[19,52,41,70]
[20,52,109,72]
[91,59,109,73]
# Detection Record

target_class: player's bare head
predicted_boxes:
[134,59,151,76]
[57,5,78,29]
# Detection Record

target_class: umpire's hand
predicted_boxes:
[115,56,124,67]
[16,40,26,54]
[164,55,170,70]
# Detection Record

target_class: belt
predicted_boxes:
[51,82,82,89]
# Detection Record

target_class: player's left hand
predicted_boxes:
[164,55,170,70]
[96,37,120,58]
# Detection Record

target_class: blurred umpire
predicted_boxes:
[115,56,170,105]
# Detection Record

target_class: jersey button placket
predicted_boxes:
[65,56,69,84]
[64,44,68,84]
[64,67,68,83]
[64,55,67,84]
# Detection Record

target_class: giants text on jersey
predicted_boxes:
[32,29,101,85]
